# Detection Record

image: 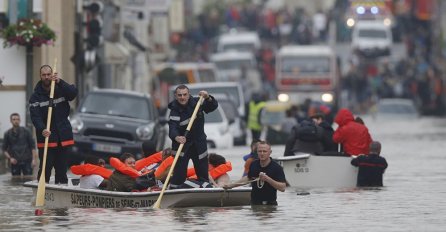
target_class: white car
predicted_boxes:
[351,20,392,57]
[204,106,234,149]
[210,51,258,82]
[213,94,247,146]
[374,98,419,119]
[217,31,261,53]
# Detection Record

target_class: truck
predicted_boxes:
[275,45,339,107]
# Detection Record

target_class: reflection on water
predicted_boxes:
[0,117,446,231]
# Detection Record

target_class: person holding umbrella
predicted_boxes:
[29,64,78,184]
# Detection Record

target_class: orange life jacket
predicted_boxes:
[243,158,255,176]
[154,156,174,179]
[70,163,113,179]
[135,151,163,171]
[188,161,232,180]
[109,157,140,179]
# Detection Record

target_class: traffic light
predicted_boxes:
[84,1,103,49]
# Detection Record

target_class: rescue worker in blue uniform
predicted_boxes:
[168,84,218,188]
[29,65,78,184]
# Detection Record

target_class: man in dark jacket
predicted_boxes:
[29,65,78,184]
[351,141,388,187]
[2,113,38,177]
[168,84,218,189]
[283,119,324,156]
[310,113,338,153]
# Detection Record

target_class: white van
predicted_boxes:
[210,51,262,102]
[217,31,261,53]
[210,51,257,82]
[351,20,393,57]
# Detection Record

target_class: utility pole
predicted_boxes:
[25,0,33,130]
[74,0,84,102]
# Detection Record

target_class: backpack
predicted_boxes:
[295,120,320,142]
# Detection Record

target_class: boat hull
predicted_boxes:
[24,181,251,209]
[276,154,358,188]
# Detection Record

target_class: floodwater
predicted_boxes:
[1,116,446,232]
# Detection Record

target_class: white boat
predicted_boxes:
[23,180,251,209]
[275,153,358,188]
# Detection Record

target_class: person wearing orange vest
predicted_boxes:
[107,153,157,192]
[242,140,258,177]
[154,149,175,182]
[70,156,111,189]
[187,153,232,187]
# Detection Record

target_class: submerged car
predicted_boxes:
[374,98,419,119]
[69,89,166,164]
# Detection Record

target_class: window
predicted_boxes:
[281,57,331,74]
[80,93,152,120]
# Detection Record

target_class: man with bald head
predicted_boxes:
[351,141,388,187]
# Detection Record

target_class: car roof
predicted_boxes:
[264,100,292,112]
[378,98,415,105]
[278,45,334,56]
[210,51,255,61]
[219,31,260,43]
[89,88,151,98]
[153,62,216,71]
[354,20,391,29]
[177,82,241,89]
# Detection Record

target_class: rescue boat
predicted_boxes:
[23,179,251,209]
[275,153,358,188]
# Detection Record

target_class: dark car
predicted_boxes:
[68,89,166,164]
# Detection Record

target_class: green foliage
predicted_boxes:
[1,18,56,48]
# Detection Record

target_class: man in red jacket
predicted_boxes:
[333,108,372,156]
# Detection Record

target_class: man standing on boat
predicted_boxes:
[224,141,286,205]
[29,65,78,184]
[167,84,218,189]
[351,141,388,187]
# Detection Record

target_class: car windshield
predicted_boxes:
[222,43,255,52]
[189,86,241,108]
[378,103,417,115]
[214,59,253,70]
[280,56,331,74]
[358,29,388,39]
[80,92,152,120]
[218,100,237,121]
[261,111,286,125]
[197,69,216,82]
[205,109,223,123]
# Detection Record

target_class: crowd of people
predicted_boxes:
[173,0,446,117]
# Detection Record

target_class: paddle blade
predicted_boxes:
[35,174,46,207]
[153,198,161,209]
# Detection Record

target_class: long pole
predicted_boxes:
[153,96,204,209]
[25,0,34,130]
[35,59,57,207]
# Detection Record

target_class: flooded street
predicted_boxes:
[1,117,446,231]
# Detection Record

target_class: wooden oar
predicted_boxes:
[35,59,57,208]
[153,96,204,209]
